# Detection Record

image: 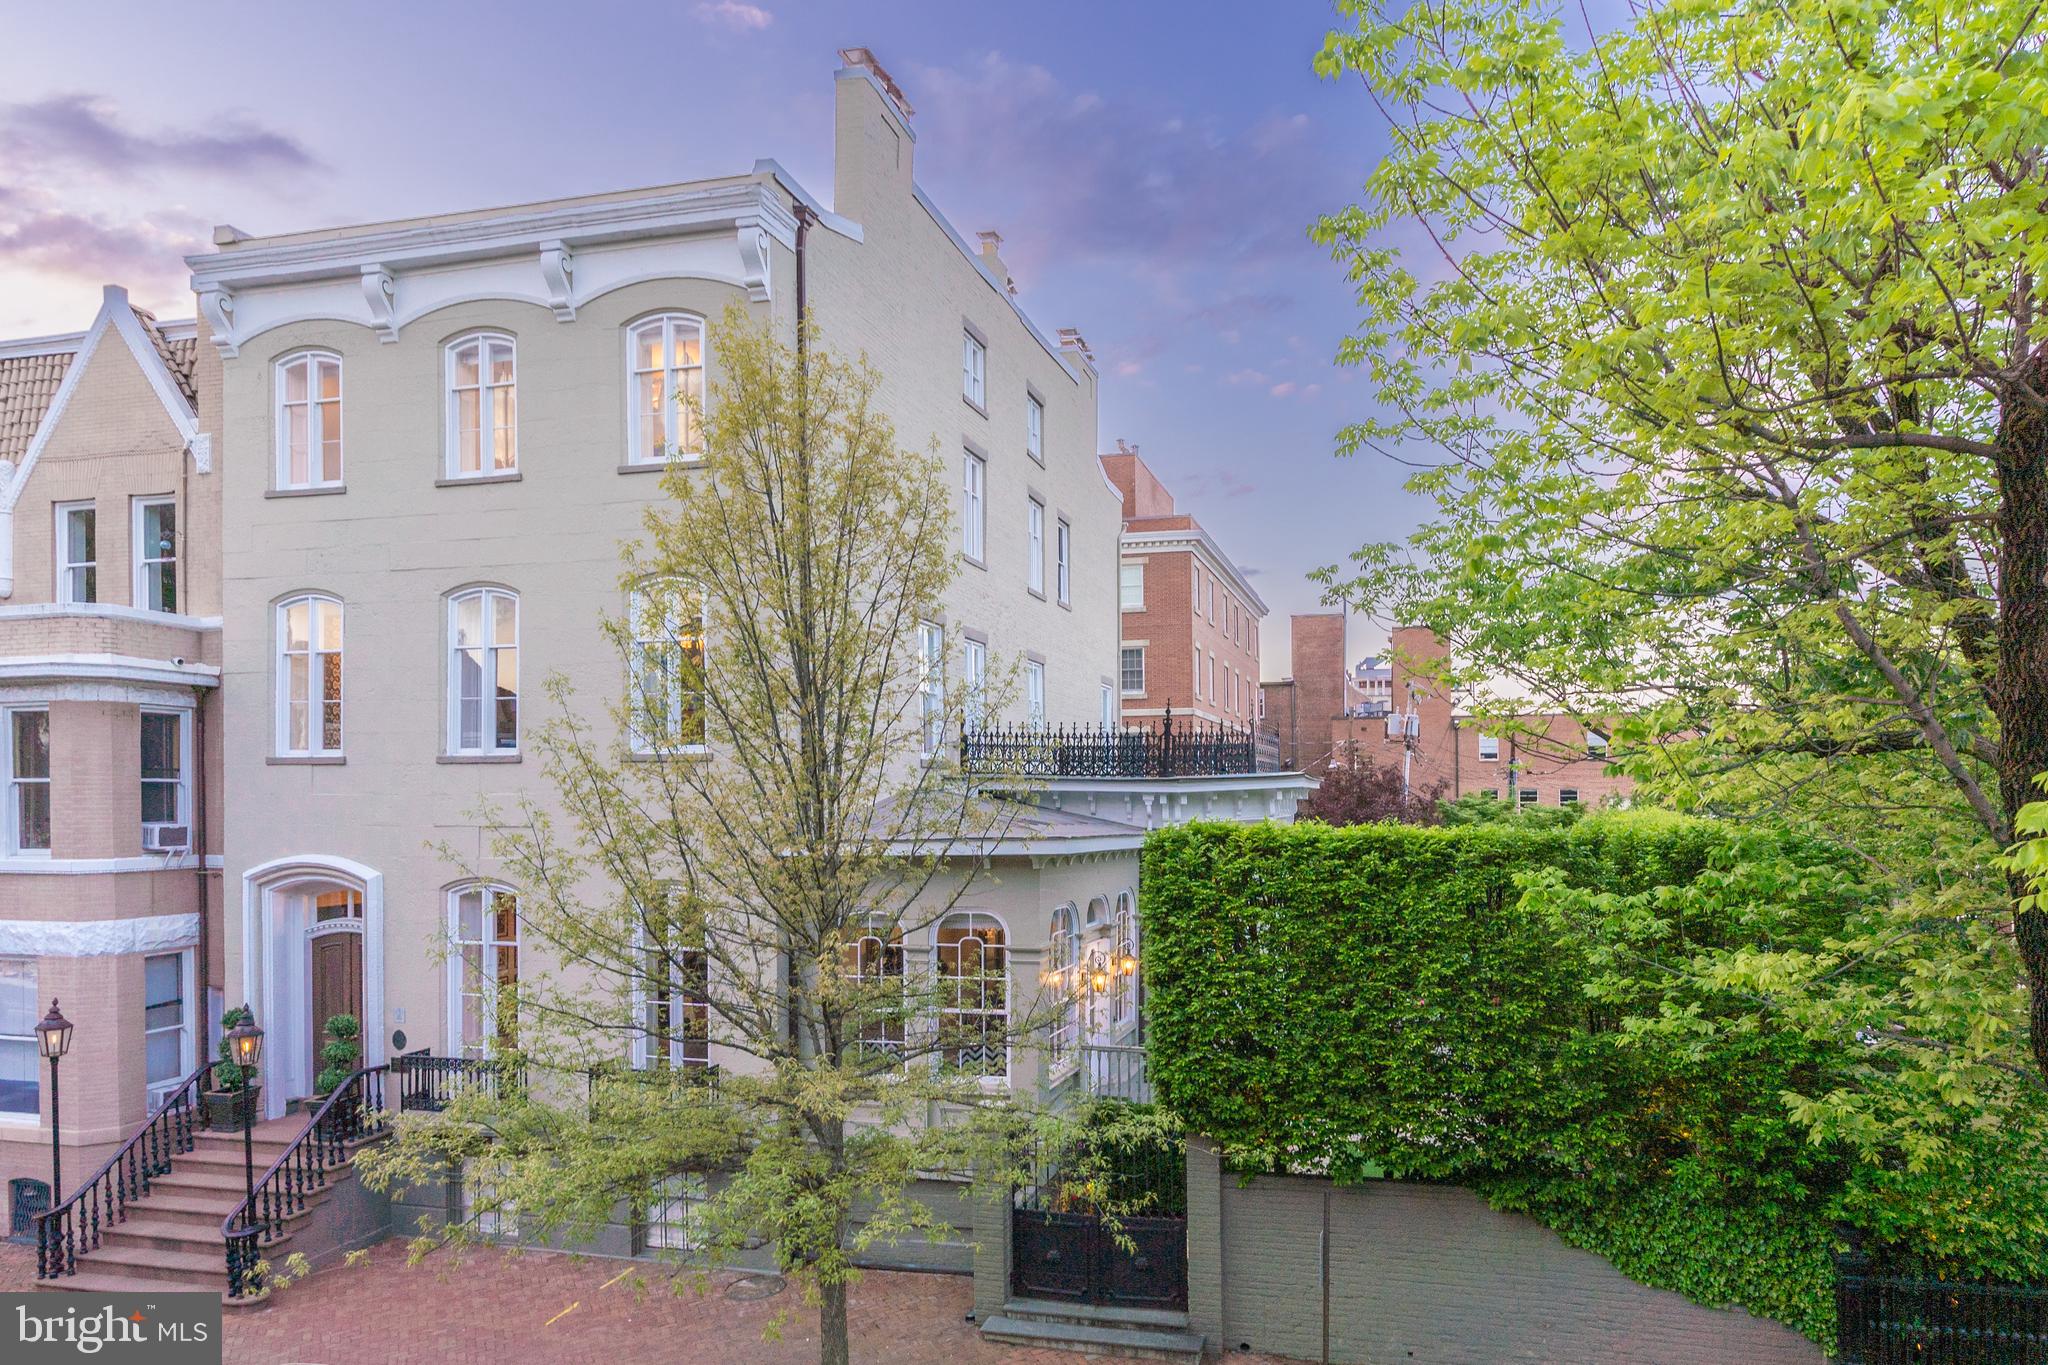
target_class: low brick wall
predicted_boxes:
[1186,1138,1821,1365]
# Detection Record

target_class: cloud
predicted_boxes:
[0,187,206,285]
[907,53,1335,277]
[694,1,773,31]
[0,94,316,179]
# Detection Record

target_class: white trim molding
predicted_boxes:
[0,654,221,689]
[0,854,223,875]
[0,912,200,957]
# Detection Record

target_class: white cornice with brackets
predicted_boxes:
[187,180,800,357]
[0,912,201,955]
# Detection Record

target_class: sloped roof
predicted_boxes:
[0,347,75,465]
[132,308,197,406]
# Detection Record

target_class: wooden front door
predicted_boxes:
[309,932,363,1092]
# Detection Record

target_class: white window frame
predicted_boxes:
[626,313,706,465]
[139,707,191,845]
[631,919,709,1072]
[1119,647,1145,697]
[1586,731,1608,758]
[1519,787,1539,807]
[962,330,986,408]
[5,706,52,857]
[845,916,907,1069]
[1191,563,1201,611]
[1047,903,1079,1077]
[0,957,39,1119]
[1111,893,1137,1030]
[963,637,988,730]
[934,910,1008,1086]
[1559,788,1580,805]
[449,884,520,1061]
[1478,734,1500,761]
[628,579,708,754]
[142,948,195,1112]
[1207,579,1216,624]
[1026,499,1045,595]
[1193,646,1203,700]
[1119,562,1144,611]
[446,588,520,755]
[1025,660,1045,727]
[445,332,518,478]
[55,501,95,605]
[1055,518,1071,606]
[1100,683,1115,727]
[275,350,344,489]
[918,622,946,758]
[1026,393,1044,462]
[962,451,986,561]
[132,496,176,613]
[276,595,344,757]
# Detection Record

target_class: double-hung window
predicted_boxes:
[1477,734,1500,761]
[628,579,707,752]
[277,596,344,756]
[628,314,705,463]
[133,497,176,612]
[1119,647,1145,696]
[961,451,986,561]
[140,710,186,844]
[963,637,988,730]
[143,951,192,1110]
[448,588,519,754]
[962,331,986,408]
[1026,499,1045,595]
[1026,394,1044,462]
[1119,562,1144,611]
[918,622,945,757]
[277,352,343,488]
[451,885,519,1060]
[0,959,36,1116]
[1025,660,1046,727]
[6,709,50,854]
[1055,518,1071,606]
[1100,683,1115,727]
[1586,730,1608,759]
[447,333,517,477]
[635,920,709,1071]
[56,502,95,604]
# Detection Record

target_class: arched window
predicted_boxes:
[628,578,706,751]
[935,912,1007,1082]
[1046,904,1079,1075]
[450,884,519,1060]
[277,595,343,756]
[276,351,342,488]
[843,917,905,1067]
[447,588,518,754]
[1111,893,1137,1030]
[627,314,705,464]
[446,333,517,477]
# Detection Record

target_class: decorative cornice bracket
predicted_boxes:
[198,286,238,358]
[736,222,771,303]
[539,240,576,320]
[361,265,398,343]
[186,433,214,475]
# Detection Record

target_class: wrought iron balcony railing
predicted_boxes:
[961,712,1260,779]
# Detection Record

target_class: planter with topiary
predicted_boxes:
[312,1013,361,1102]
[204,1005,260,1128]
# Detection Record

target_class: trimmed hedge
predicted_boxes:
[1140,812,1862,1342]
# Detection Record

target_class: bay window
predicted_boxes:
[56,503,94,604]
[133,497,176,612]
[6,709,50,854]
[935,912,1007,1081]
[0,959,35,1116]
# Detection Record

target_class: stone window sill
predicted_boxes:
[438,753,522,764]
[436,471,522,487]
[268,755,345,766]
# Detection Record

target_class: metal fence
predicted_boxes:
[962,712,1257,779]
[394,1051,523,1112]
[1837,1257,2048,1363]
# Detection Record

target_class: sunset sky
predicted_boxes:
[0,0,1418,670]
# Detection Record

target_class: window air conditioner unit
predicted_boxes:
[143,824,190,854]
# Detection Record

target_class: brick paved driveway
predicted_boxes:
[3,1240,1299,1365]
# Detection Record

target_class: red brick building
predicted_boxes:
[1101,448,1263,730]
[1262,617,1633,808]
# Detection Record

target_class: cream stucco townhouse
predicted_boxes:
[0,286,224,1233]
[177,49,1306,1138]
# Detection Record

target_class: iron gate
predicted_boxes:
[1010,1130,1187,1311]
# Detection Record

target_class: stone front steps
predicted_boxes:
[34,1114,347,1306]
[980,1297,1206,1363]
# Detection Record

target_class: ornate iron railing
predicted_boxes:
[394,1051,522,1112]
[223,1065,390,1300]
[584,1060,718,1118]
[961,712,1258,779]
[1837,1254,2048,1363]
[35,1059,215,1280]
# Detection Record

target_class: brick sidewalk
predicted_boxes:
[3,1239,1297,1365]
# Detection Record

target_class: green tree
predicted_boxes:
[1313,0,2048,1077]
[357,306,1056,1365]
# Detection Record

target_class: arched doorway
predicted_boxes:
[240,856,385,1119]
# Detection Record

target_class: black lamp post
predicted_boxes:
[226,1014,265,1219]
[35,1001,73,1199]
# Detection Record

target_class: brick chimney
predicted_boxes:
[833,47,915,221]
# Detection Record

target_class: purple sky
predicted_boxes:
[0,0,1415,674]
